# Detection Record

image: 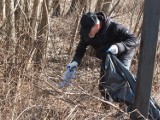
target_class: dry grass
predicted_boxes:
[1,0,160,120]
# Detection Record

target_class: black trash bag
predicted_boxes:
[100,53,160,120]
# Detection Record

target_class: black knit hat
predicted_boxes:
[80,12,98,37]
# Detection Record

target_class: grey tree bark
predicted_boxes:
[34,0,48,70]
[95,0,113,14]
[52,0,60,16]
[5,0,16,72]
[0,0,2,20]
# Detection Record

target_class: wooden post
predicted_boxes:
[131,0,160,119]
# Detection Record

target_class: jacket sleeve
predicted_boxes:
[115,24,140,54]
[72,36,90,64]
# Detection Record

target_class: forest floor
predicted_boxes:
[43,17,160,120]
[0,15,160,120]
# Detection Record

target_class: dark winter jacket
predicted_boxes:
[72,12,139,64]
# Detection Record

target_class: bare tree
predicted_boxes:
[30,0,43,39]
[5,0,16,75]
[102,0,113,13]
[66,0,91,15]
[133,2,144,35]
[66,0,77,15]
[3,1,17,119]
[34,0,49,70]
[52,0,60,16]
[0,0,6,20]
[0,0,148,119]
[0,0,2,20]
[5,0,15,40]
[95,0,113,14]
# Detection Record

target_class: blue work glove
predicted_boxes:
[59,61,78,88]
[106,45,118,54]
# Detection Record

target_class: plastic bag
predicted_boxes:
[101,53,160,120]
[59,67,76,88]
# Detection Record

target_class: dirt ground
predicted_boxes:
[0,11,160,120]
[44,17,160,119]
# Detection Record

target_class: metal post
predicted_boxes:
[131,0,160,119]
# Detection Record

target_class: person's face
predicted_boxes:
[88,23,100,38]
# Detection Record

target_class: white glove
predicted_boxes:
[67,61,78,70]
[59,61,78,88]
[107,45,118,54]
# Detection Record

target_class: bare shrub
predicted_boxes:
[1,0,160,120]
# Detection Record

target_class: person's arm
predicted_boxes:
[72,36,90,64]
[115,24,140,55]
[59,36,89,88]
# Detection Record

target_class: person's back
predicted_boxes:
[73,11,139,70]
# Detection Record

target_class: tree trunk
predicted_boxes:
[0,0,2,20]
[66,0,77,15]
[3,0,6,21]
[85,0,97,12]
[34,0,48,70]
[68,10,84,54]
[66,0,90,15]
[95,0,103,12]
[5,0,16,79]
[52,0,60,16]
[30,0,43,39]
[102,0,113,14]
[80,0,88,13]
[5,0,16,119]
[95,0,113,14]
[26,0,43,70]
[133,2,144,35]
[5,0,16,66]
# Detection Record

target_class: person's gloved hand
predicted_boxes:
[67,61,78,70]
[106,45,118,54]
[59,61,78,88]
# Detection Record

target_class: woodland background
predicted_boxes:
[0,0,160,120]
